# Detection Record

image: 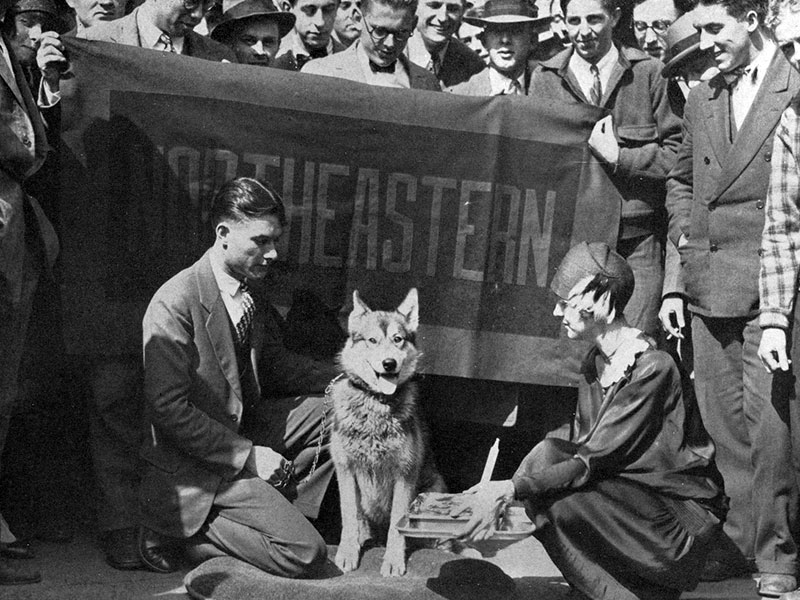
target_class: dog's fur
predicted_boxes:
[330,288,446,576]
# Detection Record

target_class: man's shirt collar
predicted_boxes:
[137,4,185,54]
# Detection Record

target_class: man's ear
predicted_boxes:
[744,9,760,33]
[215,222,230,245]
[609,6,621,28]
[279,0,293,12]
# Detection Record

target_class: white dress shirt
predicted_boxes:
[210,251,250,327]
[731,40,775,129]
[488,67,525,96]
[405,33,447,72]
[568,44,618,104]
[137,3,185,54]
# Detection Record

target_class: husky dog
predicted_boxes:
[330,288,446,576]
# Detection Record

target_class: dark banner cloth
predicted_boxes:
[57,38,620,387]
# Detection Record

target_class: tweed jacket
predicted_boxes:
[530,45,682,237]
[666,50,800,318]
[140,250,338,538]
[301,42,441,90]
[79,7,237,61]
[0,34,59,313]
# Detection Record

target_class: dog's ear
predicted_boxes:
[396,288,419,332]
[349,291,371,331]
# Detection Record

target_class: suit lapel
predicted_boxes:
[714,51,792,199]
[117,10,142,47]
[703,76,732,166]
[196,251,243,402]
[0,36,25,108]
[600,53,629,107]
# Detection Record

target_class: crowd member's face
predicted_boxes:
[553,296,601,341]
[153,0,214,37]
[287,0,339,50]
[693,3,757,74]
[334,0,361,44]
[361,0,415,66]
[459,21,488,61]
[6,12,49,67]
[66,0,126,29]
[631,0,678,61]
[773,5,800,73]
[416,0,464,48]
[565,0,619,63]
[217,214,283,281]
[483,23,532,75]
[230,17,281,65]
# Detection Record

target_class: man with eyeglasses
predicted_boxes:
[75,0,237,58]
[302,0,440,88]
[631,0,680,61]
[665,0,800,591]
[448,0,551,95]
[404,0,484,87]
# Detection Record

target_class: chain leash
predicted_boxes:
[300,373,345,484]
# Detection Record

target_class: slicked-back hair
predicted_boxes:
[766,0,800,28]
[567,271,634,323]
[561,0,618,16]
[698,0,768,22]
[210,177,287,228]
[362,0,417,15]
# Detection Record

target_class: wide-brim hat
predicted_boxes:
[463,0,552,27]
[210,0,296,42]
[5,0,69,33]
[550,242,634,300]
[661,12,708,79]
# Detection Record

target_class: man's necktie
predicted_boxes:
[369,61,395,74]
[158,33,175,53]
[296,48,327,70]
[235,281,255,347]
[504,79,522,96]
[590,63,602,106]
[426,53,441,77]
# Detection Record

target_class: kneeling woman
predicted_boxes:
[454,242,727,600]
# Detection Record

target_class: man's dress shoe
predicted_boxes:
[759,574,798,597]
[0,558,41,585]
[138,527,180,573]
[104,527,143,570]
[1,541,34,560]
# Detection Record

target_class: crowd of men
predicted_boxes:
[5,0,800,597]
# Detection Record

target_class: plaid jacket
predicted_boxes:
[760,101,800,329]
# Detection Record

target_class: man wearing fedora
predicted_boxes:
[448,0,551,94]
[211,0,295,66]
[0,0,61,585]
[301,0,440,87]
[530,0,682,339]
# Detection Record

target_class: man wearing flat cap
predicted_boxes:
[448,0,550,94]
[211,0,295,66]
[301,0,440,88]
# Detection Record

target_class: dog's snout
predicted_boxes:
[382,358,397,373]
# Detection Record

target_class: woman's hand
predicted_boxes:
[449,480,516,542]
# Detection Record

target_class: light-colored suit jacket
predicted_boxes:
[666,50,800,317]
[140,250,338,537]
[301,43,440,90]
[79,7,237,62]
[0,34,59,313]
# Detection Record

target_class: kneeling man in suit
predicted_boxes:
[301,0,440,89]
[140,177,339,576]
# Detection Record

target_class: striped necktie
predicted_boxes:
[158,33,175,53]
[590,63,602,106]
[235,281,255,347]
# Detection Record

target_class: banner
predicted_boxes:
[58,38,620,387]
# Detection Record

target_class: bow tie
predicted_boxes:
[369,61,395,74]
[723,64,757,86]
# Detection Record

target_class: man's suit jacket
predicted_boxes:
[433,37,485,89]
[79,7,237,61]
[0,35,59,314]
[140,250,338,538]
[301,43,441,90]
[666,50,800,318]
[273,34,347,71]
[446,64,533,95]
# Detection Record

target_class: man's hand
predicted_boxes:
[758,327,791,373]
[588,115,619,167]
[450,480,516,543]
[658,295,685,340]
[36,31,68,89]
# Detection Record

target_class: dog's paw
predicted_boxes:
[380,550,407,577]
[335,543,361,573]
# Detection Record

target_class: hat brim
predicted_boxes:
[211,11,296,41]
[661,42,705,79]
[463,14,552,27]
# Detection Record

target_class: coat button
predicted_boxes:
[703,156,710,165]
[708,202,716,212]
[765,152,772,162]
[758,248,764,257]
[756,200,765,209]
[229,414,239,423]
[21,136,30,147]
[710,244,719,252]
